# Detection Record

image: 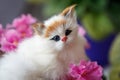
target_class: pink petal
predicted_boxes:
[5,29,21,43]
[6,24,14,29]
[69,60,103,80]
[12,14,36,38]
[78,26,86,37]
[12,14,37,27]
[0,38,17,52]
[26,14,37,24]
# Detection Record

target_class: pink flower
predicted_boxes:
[0,29,21,52]
[6,24,15,29]
[0,37,17,52]
[13,14,36,27]
[78,26,86,37]
[12,14,37,38]
[78,26,90,49]
[0,14,37,52]
[5,29,21,44]
[69,60,103,80]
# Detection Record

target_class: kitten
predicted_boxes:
[0,5,88,80]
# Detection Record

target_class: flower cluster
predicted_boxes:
[69,60,103,80]
[0,14,37,52]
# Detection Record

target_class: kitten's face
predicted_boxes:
[33,5,78,51]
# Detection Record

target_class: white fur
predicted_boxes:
[44,15,64,28]
[0,11,88,80]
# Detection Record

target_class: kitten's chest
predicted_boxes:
[59,42,84,64]
[32,60,66,80]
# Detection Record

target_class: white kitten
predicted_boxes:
[0,5,88,80]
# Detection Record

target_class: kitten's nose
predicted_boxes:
[61,36,68,42]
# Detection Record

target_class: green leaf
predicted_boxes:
[82,13,114,40]
[110,66,120,80]
[88,0,108,12]
[110,33,120,65]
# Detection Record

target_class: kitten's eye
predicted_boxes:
[65,29,72,36]
[50,35,60,42]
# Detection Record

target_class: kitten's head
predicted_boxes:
[33,5,79,51]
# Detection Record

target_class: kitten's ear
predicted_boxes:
[60,4,77,20]
[32,22,45,35]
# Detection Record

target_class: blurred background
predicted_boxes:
[0,0,120,80]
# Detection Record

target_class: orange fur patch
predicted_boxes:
[44,20,66,37]
[32,22,45,35]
